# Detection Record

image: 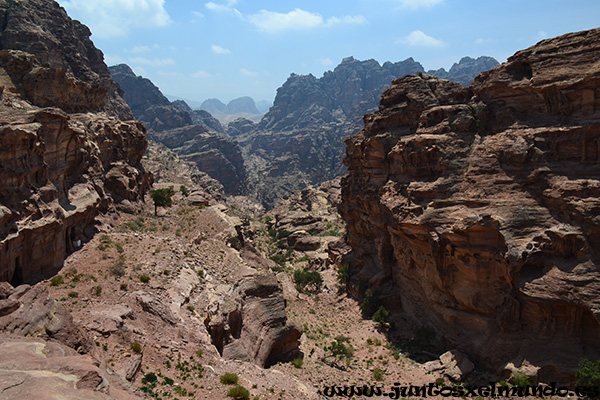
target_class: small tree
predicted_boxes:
[150,186,175,216]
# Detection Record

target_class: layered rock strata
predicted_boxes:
[109,64,248,194]
[340,28,600,380]
[204,272,302,368]
[0,0,150,283]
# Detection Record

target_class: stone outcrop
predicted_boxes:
[340,28,600,381]
[152,125,247,194]
[428,56,499,86]
[0,283,88,351]
[204,272,302,367]
[244,56,497,208]
[109,64,248,194]
[0,0,150,284]
[0,334,143,399]
[0,0,132,120]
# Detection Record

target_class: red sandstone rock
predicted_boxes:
[340,28,600,381]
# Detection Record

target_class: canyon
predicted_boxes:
[0,0,599,398]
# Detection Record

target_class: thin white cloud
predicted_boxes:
[191,11,204,18]
[129,57,176,66]
[248,8,366,33]
[211,45,231,55]
[57,0,171,38]
[104,54,125,65]
[325,15,366,27]
[321,58,334,66]
[240,68,258,77]
[398,30,446,47]
[192,70,212,78]
[205,0,243,18]
[536,31,548,41]
[396,0,444,10]
[248,9,322,32]
[131,45,152,53]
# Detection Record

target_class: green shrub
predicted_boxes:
[139,275,150,283]
[120,283,128,291]
[150,186,175,216]
[124,217,145,232]
[511,370,530,388]
[291,358,303,368]
[49,275,64,286]
[130,342,142,353]
[180,185,190,197]
[293,268,323,293]
[576,359,600,389]
[141,372,157,384]
[360,289,382,317]
[336,264,349,294]
[227,385,250,400]
[91,285,102,296]
[220,373,239,385]
[373,367,385,381]
[372,306,390,325]
[67,291,79,298]
[110,256,126,277]
[326,336,354,363]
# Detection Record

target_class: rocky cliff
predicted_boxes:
[110,64,248,194]
[427,56,499,86]
[0,0,150,284]
[340,28,600,380]
[244,56,497,208]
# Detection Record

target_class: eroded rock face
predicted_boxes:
[0,0,132,120]
[109,64,248,194]
[0,334,143,400]
[204,272,302,367]
[340,28,600,380]
[0,0,150,284]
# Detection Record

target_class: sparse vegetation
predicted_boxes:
[291,358,304,368]
[139,274,151,283]
[373,367,385,381]
[336,264,349,294]
[576,359,600,391]
[220,373,239,385]
[325,336,354,364]
[150,186,175,216]
[124,217,146,232]
[511,370,530,388]
[180,185,190,197]
[49,275,64,286]
[91,285,102,296]
[130,342,143,353]
[110,255,126,277]
[293,268,323,293]
[227,385,250,400]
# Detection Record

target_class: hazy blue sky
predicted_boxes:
[56,0,600,104]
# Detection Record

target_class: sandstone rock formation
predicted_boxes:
[340,28,600,381]
[0,334,143,399]
[244,56,497,208]
[204,272,302,367]
[109,64,248,194]
[0,0,150,284]
[428,56,499,86]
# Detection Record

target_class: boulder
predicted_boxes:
[204,272,302,367]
